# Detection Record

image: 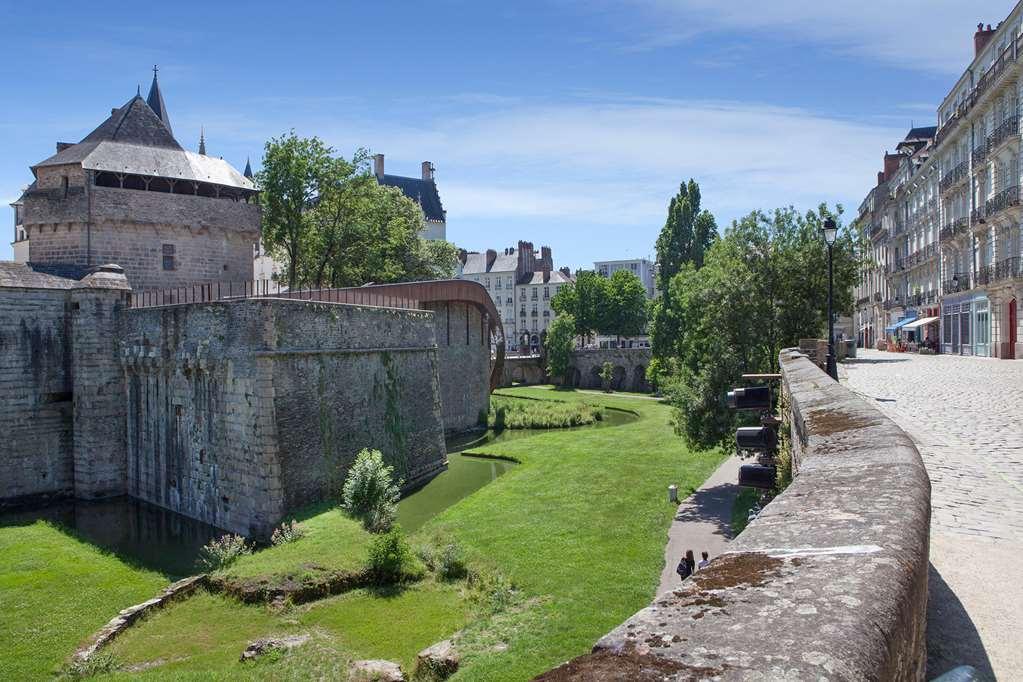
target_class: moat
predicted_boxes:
[0,407,638,575]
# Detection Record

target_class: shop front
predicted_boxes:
[941,294,991,356]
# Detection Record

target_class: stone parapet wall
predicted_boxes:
[566,348,652,392]
[540,349,931,681]
[424,301,491,432]
[121,298,446,537]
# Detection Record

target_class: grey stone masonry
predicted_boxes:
[539,350,930,681]
[71,265,133,499]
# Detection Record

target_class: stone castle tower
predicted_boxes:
[16,70,259,289]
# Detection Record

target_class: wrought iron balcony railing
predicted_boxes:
[990,114,1020,151]
[940,217,969,241]
[995,256,1021,281]
[940,161,969,193]
[971,206,986,224]
[986,185,1021,217]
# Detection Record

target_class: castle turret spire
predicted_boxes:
[198,126,206,155]
[243,157,253,179]
[146,65,172,134]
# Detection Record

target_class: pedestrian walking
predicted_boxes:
[697,551,710,571]
[676,549,696,581]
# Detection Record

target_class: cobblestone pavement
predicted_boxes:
[843,350,1023,679]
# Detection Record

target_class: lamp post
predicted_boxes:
[822,217,839,380]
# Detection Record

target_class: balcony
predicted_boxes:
[971,206,986,224]
[891,219,906,238]
[942,274,969,295]
[940,217,969,241]
[990,114,1020,153]
[976,264,996,286]
[873,292,882,302]
[940,160,970,192]
[868,221,885,240]
[856,295,870,306]
[985,185,1020,218]
[995,256,1022,281]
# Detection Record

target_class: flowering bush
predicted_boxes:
[270,520,306,546]
[196,534,251,572]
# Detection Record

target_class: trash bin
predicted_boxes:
[844,339,856,359]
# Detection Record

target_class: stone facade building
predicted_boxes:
[10,72,259,290]
[594,258,656,298]
[458,241,573,351]
[372,153,447,241]
[855,10,1023,359]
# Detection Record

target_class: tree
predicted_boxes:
[603,270,649,343]
[650,180,718,367]
[599,361,614,393]
[258,132,334,290]
[550,270,609,341]
[259,132,458,290]
[658,204,861,449]
[544,315,576,385]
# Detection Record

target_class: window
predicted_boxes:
[495,278,502,289]
[485,277,491,288]
[506,277,512,289]
[531,287,538,300]
[162,244,176,271]
[543,286,549,300]
[519,290,525,301]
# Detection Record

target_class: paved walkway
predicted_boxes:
[658,455,742,596]
[843,351,1023,680]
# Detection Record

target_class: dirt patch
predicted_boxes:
[690,552,784,592]
[805,409,879,437]
[211,568,373,604]
[533,647,729,681]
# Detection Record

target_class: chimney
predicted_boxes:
[56,142,73,152]
[373,153,385,178]
[975,22,996,57]
[540,246,553,271]
[559,266,572,279]
[486,249,497,271]
[877,171,885,186]
[883,152,900,181]
[421,161,435,181]
[457,248,467,266]
[517,241,533,279]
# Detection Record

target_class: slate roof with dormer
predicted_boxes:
[377,174,445,222]
[31,94,255,192]
[461,250,520,275]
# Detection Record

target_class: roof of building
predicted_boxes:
[146,69,172,134]
[377,174,445,222]
[462,250,519,274]
[0,261,85,289]
[522,269,573,285]
[32,95,255,192]
[904,126,937,140]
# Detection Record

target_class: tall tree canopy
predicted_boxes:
[550,269,649,342]
[258,132,457,290]
[604,270,649,341]
[650,179,717,367]
[658,204,861,449]
[544,314,576,385]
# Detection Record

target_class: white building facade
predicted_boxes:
[458,241,573,351]
[594,258,656,298]
[854,13,1023,359]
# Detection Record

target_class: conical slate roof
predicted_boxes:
[146,69,172,134]
[243,158,253,179]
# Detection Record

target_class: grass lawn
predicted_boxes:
[0,386,721,681]
[220,502,371,581]
[429,386,724,680]
[102,581,469,679]
[488,394,603,429]
[0,520,167,681]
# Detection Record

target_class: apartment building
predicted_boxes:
[458,241,573,351]
[594,258,656,298]
[855,13,1023,359]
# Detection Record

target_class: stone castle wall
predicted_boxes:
[22,183,258,289]
[425,301,491,432]
[0,285,75,504]
[120,299,446,537]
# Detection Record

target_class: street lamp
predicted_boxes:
[822,217,839,380]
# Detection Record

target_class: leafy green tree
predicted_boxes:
[659,204,860,449]
[544,314,576,385]
[258,132,334,290]
[651,180,718,368]
[550,270,610,341]
[341,449,402,532]
[599,361,614,393]
[603,270,648,343]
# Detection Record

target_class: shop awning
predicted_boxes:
[901,316,939,330]
[884,316,918,332]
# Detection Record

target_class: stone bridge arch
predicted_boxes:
[568,348,653,392]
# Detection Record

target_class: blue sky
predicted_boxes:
[1,1,1014,268]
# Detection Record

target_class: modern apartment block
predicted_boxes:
[594,258,656,298]
[854,12,1023,359]
[458,241,573,351]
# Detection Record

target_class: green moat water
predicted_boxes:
[0,407,637,573]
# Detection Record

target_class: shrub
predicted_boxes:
[341,449,402,533]
[487,396,602,430]
[367,526,423,584]
[270,520,306,546]
[62,652,118,679]
[466,568,519,615]
[196,534,251,572]
[599,361,614,392]
[417,538,469,581]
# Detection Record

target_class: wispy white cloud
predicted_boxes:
[613,0,1014,74]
